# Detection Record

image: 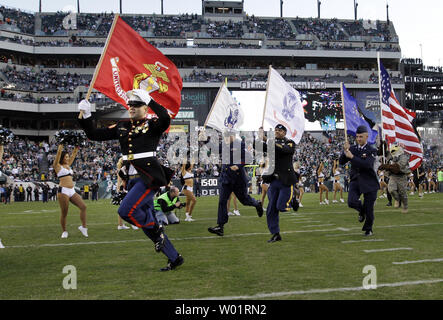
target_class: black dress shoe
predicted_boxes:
[364,230,373,237]
[208,225,224,236]
[255,201,264,217]
[358,213,365,223]
[267,233,282,243]
[386,202,392,207]
[160,254,184,272]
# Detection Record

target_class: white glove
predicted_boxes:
[130,89,152,105]
[78,99,91,119]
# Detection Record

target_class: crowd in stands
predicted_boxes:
[0,61,402,99]
[292,18,347,41]
[1,5,399,50]
[150,14,203,37]
[0,89,110,105]
[1,130,441,190]
[182,69,399,85]
[0,138,121,182]
[2,65,90,92]
[0,5,34,34]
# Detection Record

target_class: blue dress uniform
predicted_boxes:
[339,134,380,235]
[208,135,263,236]
[262,124,298,242]
[78,92,183,271]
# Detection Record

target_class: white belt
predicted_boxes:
[122,152,156,160]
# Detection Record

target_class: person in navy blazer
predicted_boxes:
[208,130,263,236]
[339,125,380,236]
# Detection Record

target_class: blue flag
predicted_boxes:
[342,84,378,144]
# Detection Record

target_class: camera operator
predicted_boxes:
[154,186,184,225]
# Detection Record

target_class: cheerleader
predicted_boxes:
[428,169,436,193]
[332,160,344,203]
[317,162,329,205]
[53,144,88,238]
[418,168,426,197]
[408,172,416,195]
[293,162,304,207]
[181,162,197,221]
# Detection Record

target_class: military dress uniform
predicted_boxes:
[208,134,263,236]
[380,148,410,211]
[78,92,182,271]
[262,125,298,242]
[339,138,379,235]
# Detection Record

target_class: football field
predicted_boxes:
[0,192,442,300]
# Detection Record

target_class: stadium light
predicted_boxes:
[317,0,321,19]
[77,0,80,13]
[119,0,122,14]
[280,0,283,18]
[161,0,164,15]
[39,0,42,13]
[354,0,358,20]
[386,2,389,24]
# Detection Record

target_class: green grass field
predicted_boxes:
[0,192,442,300]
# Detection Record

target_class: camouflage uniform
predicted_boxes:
[383,153,410,209]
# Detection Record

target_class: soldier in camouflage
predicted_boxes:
[379,143,410,213]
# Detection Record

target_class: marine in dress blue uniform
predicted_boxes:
[261,124,298,243]
[77,89,183,271]
[208,131,263,236]
[339,125,380,236]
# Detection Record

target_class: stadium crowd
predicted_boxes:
[2,65,91,92]
[0,5,399,53]
[1,130,441,188]
[1,64,402,100]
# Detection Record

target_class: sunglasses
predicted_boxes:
[127,102,145,108]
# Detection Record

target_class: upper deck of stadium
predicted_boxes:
[0,4,400,57]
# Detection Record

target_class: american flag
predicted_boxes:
[379,61,423,170]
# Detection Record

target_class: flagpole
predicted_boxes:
[340,82,348,143]
[203,81,225,128]
[261,65,272,128]
[79,13,120,119]
[377,52,386,162]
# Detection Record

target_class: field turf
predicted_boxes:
[0,192,442,300]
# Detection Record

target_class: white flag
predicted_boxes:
[263,67,305,143]
[205,83,244,132]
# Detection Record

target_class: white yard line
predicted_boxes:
[2,221,442,249]
[392,258,443,265]
[292,221,318,224]
[325,232,363,237]
[301,224,335,228]
[5,209,58,215]
[190,278,443,300]
[341,239,385,244]
[364,247,413,253]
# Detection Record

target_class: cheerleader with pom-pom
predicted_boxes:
[53,130,88,239]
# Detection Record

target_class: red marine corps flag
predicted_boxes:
[88,14,182,117]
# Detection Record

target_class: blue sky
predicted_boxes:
[2,0,442,66]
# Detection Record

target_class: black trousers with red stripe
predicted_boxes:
[118,178,179,261]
